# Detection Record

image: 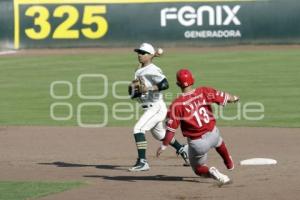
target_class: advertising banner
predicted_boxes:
[4,0,300,49]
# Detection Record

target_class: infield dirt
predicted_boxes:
[0,126,299,200]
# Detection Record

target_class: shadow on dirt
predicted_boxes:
[38,161,128,171]
[83,174,209,183]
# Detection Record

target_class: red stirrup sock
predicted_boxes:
[195,165,210,177]
[216,141,234,170]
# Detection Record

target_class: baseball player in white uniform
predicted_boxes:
[129,43,189,172]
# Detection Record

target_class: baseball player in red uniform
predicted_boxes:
[157,69,239,184]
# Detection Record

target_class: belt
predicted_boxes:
[141,104,153,109]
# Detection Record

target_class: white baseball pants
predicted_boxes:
[133,101,167,141]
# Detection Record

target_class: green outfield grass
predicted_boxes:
[0,181,84,200]
[0,48,299,127]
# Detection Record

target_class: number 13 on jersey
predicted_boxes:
[193,107,210,127]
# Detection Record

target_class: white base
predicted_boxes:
[0,50,17,55]
[240,158,277,165]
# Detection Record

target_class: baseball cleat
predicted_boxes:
[225,156,234,170]
[177,144,190,166]
[209,167,231,185]
[128,158,150,172]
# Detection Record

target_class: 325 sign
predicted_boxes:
[14,0,109,49]
[24,5,108,40]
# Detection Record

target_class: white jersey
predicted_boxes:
[134,63,166,104]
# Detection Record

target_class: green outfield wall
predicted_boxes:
[1,0,300,49]
[0,0,14,49]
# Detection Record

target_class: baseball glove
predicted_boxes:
[128,78,146,99]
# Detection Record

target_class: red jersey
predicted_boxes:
[166,87,229,140]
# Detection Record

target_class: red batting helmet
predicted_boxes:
[176,69,194,88]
